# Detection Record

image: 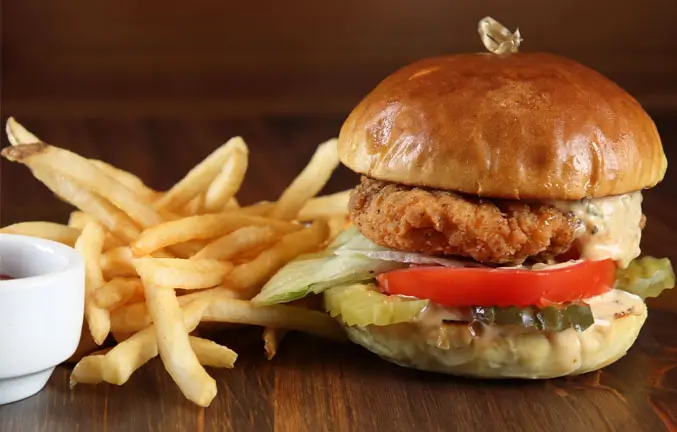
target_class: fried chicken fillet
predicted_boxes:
[349,177,579,265]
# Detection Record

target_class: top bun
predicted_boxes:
[338,53,667,200]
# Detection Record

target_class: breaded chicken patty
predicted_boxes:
[349,177,580,265]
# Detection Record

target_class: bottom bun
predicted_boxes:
[341,306,648,379]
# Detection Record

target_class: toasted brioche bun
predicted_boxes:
[338,53,666,200]
[340,306,647,379]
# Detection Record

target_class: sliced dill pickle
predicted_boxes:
[616,256,675,299]
[536,306,564,331]
[565,304,595,332]
[493,306,536,328]
[472,304,594,332]
[324,283,428,327]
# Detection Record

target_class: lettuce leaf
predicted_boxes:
[252,227,404,306]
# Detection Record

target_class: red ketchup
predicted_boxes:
[0,274,14,281]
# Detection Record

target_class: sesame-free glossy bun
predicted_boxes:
[338,53,666,200]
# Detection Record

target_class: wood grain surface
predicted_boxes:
[0,116,676,432]
[3,0,677,117]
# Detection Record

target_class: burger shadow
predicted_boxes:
[253,330,553,391]
[260,329,650,395]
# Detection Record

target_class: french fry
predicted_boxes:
[94,277,144,310]
[157,137,247,211]
[0,221,80,247]
[67,214,123,251]
[68,211,93,230]
[4,143,164,229]
[202,298,346,342]
[101,246,137,279]
[230,201,274,216]
[176,286,244,303]
[203,141,248,213]
[75,222,110,345]
[110,302,151,333]
[5,117,352,407]
[190,337,238,368]
[5,117,40,146]
[191,226,277,260]
[223,197,240,210]
[225,220,329,297]
[17,162,142,243]
[102,299,209,386]
[112,331,134,343]
[139,275,216,407]
[131,213,301,257]
[326,215,351,242]
[270,139,340,220]
[133,258,233,290]
[90,159,158,201]
[69,355,106,388]
[110,287,243,333]
[263,327,288,360]
[184,194,205,216]
[297,190,351,220]
[170,240,209,259]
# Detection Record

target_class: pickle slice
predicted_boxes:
[471,304,594,332]
[615,256,675,299]
[324,283,428,327]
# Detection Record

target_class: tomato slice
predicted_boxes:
[376,260,617,307]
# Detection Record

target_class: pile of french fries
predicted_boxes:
[0,118,351,407]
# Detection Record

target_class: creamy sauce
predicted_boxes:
[583,288,646,325]
[548,192,643,268]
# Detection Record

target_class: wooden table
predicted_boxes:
[1,116,676,432]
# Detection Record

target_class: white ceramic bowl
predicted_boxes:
[0,233,84,405]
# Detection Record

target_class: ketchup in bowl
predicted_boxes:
[0,274,13,281]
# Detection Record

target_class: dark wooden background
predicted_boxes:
[1,1,677,431]
[3,0,677,117]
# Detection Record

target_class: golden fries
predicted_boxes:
[223,197,240,210]
[94,277,144,310]
[75,222,111,345]
[191,226,277,260]
[131,213,300,257]
[103,299,209,386]
[202,298,346,341]
[270,139,340,220]
[139,273,216,407]
[110,301,152,333]
[298,190,351,220]
[100,246,137,279]
[4,118,348,407]
[109,286,241,333]
[6,143,164,229]
[263,327,287,360]
[0,222,80,247]
[225,220,329,297]
[326,215,351,242]
[68,211,94,230]
[190,337,238,368]
[89,159,158,201]
[70,355,106,388]
[26,163,142,243]
[157,137,247,211]
[204,140,248,212]
[5,116,40,146]
[133,258,233,290]
[185,194,205,216]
